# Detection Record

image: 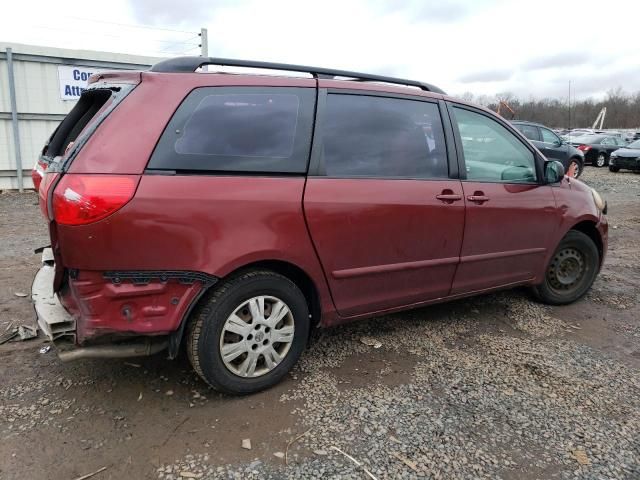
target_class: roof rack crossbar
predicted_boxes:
[149,56,445,94]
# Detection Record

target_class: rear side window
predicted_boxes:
[320,94,448,179]
[149,87,315,173]
[515,124,540,142]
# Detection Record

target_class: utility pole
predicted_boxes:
[568,80,571,130]
[200,28,208,71]
[6,48,24,192]
[200,28,208,57]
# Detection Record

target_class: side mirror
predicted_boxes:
[544,160,565,183]
[553,139,563,147]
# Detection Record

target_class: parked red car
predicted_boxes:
[32,57,608,394]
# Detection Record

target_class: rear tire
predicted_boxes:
[609,166,620,172]
[595,153,607,167]
[186,270,309,395]
[533,230,600,305]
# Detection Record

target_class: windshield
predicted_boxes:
[626,139,640,149]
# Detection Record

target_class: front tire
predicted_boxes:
[186,270,310,395]
[534,230,600,305]
[568,158,582,178]
[595,153,607,167]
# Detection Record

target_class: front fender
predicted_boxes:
[539,178,607,280]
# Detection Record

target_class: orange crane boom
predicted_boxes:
[496,100,516,119]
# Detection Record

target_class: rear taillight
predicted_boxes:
[38,172,59,219]
[577,145,591,152]
[52,174,139,226]
[31,160,46,191]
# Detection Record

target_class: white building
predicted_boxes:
[0,42,161,190]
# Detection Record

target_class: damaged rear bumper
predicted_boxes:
[31,248,76,343]
[31,248,215,360]
[32,254,169,360]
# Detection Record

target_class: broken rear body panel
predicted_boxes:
[60,271,211,344]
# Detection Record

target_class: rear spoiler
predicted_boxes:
[88,71,142,86]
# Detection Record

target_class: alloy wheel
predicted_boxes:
[568,160,580,178]
[219,295,295,378]
[596,153,606,167]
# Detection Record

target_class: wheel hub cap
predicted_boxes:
[219,295,295,378]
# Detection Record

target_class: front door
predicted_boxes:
[304,93,465,316]
[448,105,560,295]
[539,126,569,165]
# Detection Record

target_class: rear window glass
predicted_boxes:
[321,94,448,179]
[45,89,112,158]
[149,87,315,173]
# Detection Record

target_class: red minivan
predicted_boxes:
[32,57,608,394]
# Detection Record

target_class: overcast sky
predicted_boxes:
[2,0,639,100]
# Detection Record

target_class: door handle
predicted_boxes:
[467,193,490,204]
[436,193,462,203]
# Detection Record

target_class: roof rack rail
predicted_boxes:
[149,56,445,94]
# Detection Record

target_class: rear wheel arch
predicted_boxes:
[170,260,322,359]
[228,260,322,329]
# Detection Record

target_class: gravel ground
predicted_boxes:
[1,168,639,480]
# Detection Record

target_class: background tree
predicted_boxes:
[459,88,640,129]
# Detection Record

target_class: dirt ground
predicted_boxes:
[0,168,638,480]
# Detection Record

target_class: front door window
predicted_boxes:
[452,107,537,183]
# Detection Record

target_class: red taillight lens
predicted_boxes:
[31,170,42,191]
[31,160,46,191]
[52,174,139,226]
[577,145,591,152]
[38,172,59,219]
